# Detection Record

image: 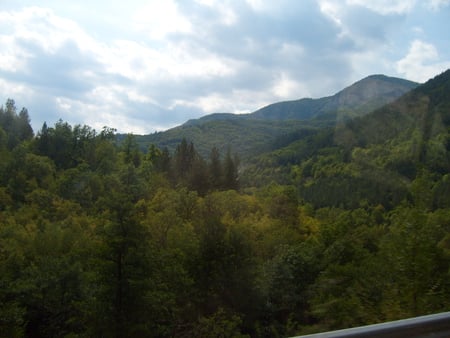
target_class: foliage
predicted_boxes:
[1,71,450,338]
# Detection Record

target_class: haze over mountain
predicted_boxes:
[251,75,418,121]
[131,74,418,158]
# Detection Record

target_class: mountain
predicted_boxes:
[182,113,240,126]
[131,74,418,159]
[133,118,313,160]
[242,69,450,207]
[250,74,418,120]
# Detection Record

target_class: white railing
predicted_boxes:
[293,311,450,338]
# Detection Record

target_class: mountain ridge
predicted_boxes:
[250,74,418,120]
[241,69,450,200]
[129,74,419,158]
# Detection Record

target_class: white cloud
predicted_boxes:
[427,0,450,10]
[133,0,192,39]
[55,86,153,134]
[245,0,267,11]
[0,35,32,72]
[319,0,344,27]
[318,0,403,49]
[0,78,33,98]
[172,87,277,116]
[0,7,96,54]
[346,0,416,15]
[321,0,416,19]
[197,0,238,25]
[1,1,449,134]
[396,39,450,82]
[273,73,309,99]
[99,39,236,84]
[0,5,241,131]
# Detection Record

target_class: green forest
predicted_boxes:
[1,70,450,337]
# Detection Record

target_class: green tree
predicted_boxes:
[17,108,34,141]
[0,99,34,149]
[193,193,258,330]
[173,138,196,182]
[121,134,141,167]
[377,206,449,319]
[308,208,384,331]
[91,192,155,336]
[223,148,239,190]
[191,308,249,338]
[188,155,210,195]
[209,146,222,190]
[261,242,321,336]
[40,119,75,169]
[0,202,97,337]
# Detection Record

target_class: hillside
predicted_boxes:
[130,74,418,158]
[244,74,417,120]
[132,118,318,160]
[243,69,450,208]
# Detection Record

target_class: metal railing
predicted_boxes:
[293,311,450,338]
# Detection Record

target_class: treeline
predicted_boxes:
[1,100,450,337]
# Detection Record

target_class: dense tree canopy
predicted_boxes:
[1,85,450,338]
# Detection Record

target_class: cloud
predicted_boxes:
[133,0,193,39]
[0,1,449,134]
[346,0,416,15]
[426,0,450,10]
[2,1,350,132]
[396,39,450,82]
[319,0,408,46]
[0,7,99,90]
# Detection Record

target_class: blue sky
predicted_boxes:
[1,0,449,133]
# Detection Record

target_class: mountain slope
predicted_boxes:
[243,69,450,208]
[250,74,418,120]
[336,69,450,148]
[133,118,315,159]
[132,74,418,159]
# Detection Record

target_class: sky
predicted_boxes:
[1,0,450,134]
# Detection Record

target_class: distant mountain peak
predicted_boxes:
[364,74,391,80]
[250,74,418,121]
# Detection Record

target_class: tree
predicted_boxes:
[377,206,449,319]
[223,148,239,190]
[193,192,258,329]
[91,190,156,337]
[0,99,34,149]
[261,242,321,336]
[0,202,97,337]
[188,155,209,195]
[35,122,50,156]
[209,146,222,190]
[121,134,141,167]
[173,138,196,182]
[45,120,74,169]
[190,308,249,338]
[17,108,34,141]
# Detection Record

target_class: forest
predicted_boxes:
[1,70,450,338]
